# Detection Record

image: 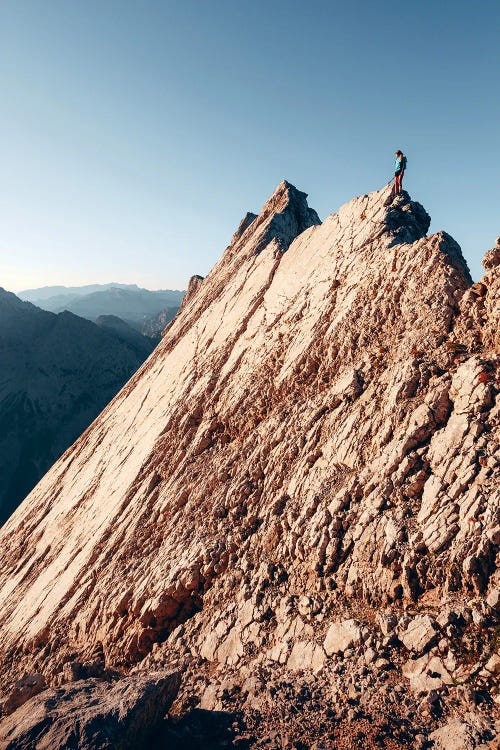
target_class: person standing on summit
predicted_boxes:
[394,150,407,194]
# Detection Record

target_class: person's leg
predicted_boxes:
[400,172,404,192]
[394,174,400,194]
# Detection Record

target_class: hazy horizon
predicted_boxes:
[1,0,498,292]
[13,281,186,296]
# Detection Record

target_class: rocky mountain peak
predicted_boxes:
[383,190,431,243]
[219,180,321,267]
[251,179,321,254]
[230,212,258,245]
[183,274,205,304]
[0,183,498,748]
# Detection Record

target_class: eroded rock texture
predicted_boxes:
[0,181,498,748]
[0,671,180,750]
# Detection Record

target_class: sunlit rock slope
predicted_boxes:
[0,181,498,748]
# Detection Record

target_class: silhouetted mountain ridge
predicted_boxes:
[0,288,155,524]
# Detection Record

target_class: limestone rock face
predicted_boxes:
[428,714,494,750]
[400,615,438,654]
[176,274,205,317]
[0,181,498,747]
[324,619,363,655]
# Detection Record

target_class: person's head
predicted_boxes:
[395,150,403,157]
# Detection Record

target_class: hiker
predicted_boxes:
[394,150,406,194]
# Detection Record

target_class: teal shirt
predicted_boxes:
[395,155,407,174]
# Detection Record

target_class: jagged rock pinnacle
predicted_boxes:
[252,180,321,254]
[231,212,258,245]
[177,274,205,313]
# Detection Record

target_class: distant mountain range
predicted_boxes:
[19,282,142,302]
[0,288,156,524]
[19,283,185,336]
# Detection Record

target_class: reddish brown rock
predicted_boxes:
[1,673,46,715]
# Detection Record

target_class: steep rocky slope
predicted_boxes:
[0,182,498,748]
[0,292,155,524]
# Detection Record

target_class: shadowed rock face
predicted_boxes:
[0,671,180,750]
[0,182,498,748]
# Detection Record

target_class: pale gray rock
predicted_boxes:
[175,274,205,320]
[230,212,258,245]
[400,615,438,654]
[216,627,244,665]
[287,640,325,672]
[254,180,320,255]
[486,526,500,545]
[429,715,493,750]
[199,683,221,711]
[377,613,398,636]
[486,588,499,611]
[324,619,363,656]
[481,653,500,676]
[363,647,377,665]
[402,653,453,695]
[436,607,460,628]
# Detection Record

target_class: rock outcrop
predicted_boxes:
[174,274,205,319]
[0,181,498,748]
[0,671,180,750]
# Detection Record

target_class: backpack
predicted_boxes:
[402,155,407,172]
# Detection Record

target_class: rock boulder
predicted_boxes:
[0,671,180,750]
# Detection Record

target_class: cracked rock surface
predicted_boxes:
[0,671,180,749]
[0,182,498,748]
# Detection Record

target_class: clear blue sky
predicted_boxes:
[1,0,498,292]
